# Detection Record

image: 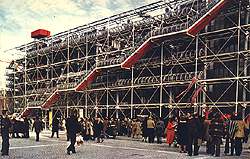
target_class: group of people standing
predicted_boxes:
[100,111,250,157]
[1,109,249,157]
[170,111,250,157]
[0,113,44,156]
[65,114,106,155]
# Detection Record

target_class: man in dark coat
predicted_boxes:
[93,117,104,143]
[155,117,164,144]
[12,117,20,138]
[187,113,203,156]
[23,117,30,138]
[67,113,79,155]
[177,116,188,152]
[32,116,43,142]
[65,117,70,141]
[1,111,11,156]
[209,113,225,157]
[51,117,60,138]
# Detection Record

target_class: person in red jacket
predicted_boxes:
[166,118,176,147]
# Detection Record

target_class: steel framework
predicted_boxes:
[5,0,250,120]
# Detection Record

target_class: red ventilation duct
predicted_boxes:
[31,29,50,39]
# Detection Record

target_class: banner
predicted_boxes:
[176,76,197,101]
[191,86,204,104]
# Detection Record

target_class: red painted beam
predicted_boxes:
[75,69,100,91]
[121,40,153,69]
[21,108,32,118]
[41,91,60,109]
[187,0,228,36]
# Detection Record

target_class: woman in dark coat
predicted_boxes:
[177,116,188,153]
[51,118,60,138]
[23,118,30,138]
[32,117,43,142]
[155,117,165,144]
[93,118,104,143]
[142,118,148,142]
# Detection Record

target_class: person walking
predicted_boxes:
[142,117,148,142]
[93,117,104,143]
[121,119,127,136]
[126,118,132,137]
[65,117,70,141]
[23,117,30,138]
[67,112,79,155]
[131,118,137,138]
[51,117,60,138]
[12,117,20,138]
[177,116,188,152]
[187,113,203,156]
[32,116,43,142]
[209,113,225,157]
[155,117,164,144]
[224,114,237,156]
[1,110,11,156]
[147,116,155,143]
[135,118,142,138]
[103,117,109,138]
[234,115,247,156]
[166,118,176,147]
[85,118,94,141]
[79,118,86,140]
[203,116,212,154]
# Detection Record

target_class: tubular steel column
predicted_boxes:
[13,57,16,112]
[243,6,249,118]
[130,67,134,119]
[106,89,109,118]
[130,21,135,119]
[160,44,164,117]
[95,94,98,118]
[203,39,208,116]
[67,33,70,87]
[106,71,109,118]
[86,28,89,76]
[235,2,241,114]
[85,32,89,118]
[169,51,173,117]
[194,35,199,114]
[85,92,88,118]
[66,93,69,118]
[24,47,27,111]
[66,33,70,117]
[116,92,119,119]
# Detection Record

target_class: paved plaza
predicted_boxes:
[0,131,249,159]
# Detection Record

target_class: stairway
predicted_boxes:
[21,0,228,115]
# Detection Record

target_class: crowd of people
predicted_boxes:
[61,110,250,157]
[1,109,250,157]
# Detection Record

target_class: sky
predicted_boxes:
[0,0,159,89]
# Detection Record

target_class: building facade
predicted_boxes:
[5,0,250,120]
